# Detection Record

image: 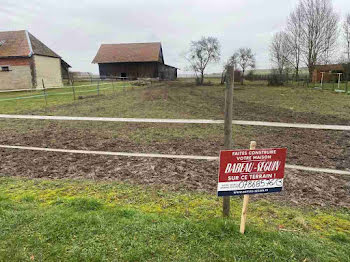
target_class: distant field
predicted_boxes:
[248,68,310,75]
[179,68,310,78]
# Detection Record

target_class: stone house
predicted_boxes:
[0,30,71,90]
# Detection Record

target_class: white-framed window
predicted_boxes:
[1,66,10,72]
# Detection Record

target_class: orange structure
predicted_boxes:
[312,64,345,82]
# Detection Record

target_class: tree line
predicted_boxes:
[270,0,350,80]
[185,0,350,85]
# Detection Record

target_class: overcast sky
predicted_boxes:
[1,0,350,74]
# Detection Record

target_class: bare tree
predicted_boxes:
[232,48,255,84]
[221,56,239,84]
[297,0,338,79]
[343,14,350,62]
[186,36,220,85]
[286,6,303,81]
[270,31,290,75]
[226,53,239,69]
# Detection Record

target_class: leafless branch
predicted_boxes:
[270,31,291,76]
[185,36,220,85]
[343,13,350,62]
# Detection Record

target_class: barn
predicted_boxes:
[0,30,71,90]
[92,42,177,80]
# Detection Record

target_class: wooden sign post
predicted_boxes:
[223,66,234,217]
[240,141,256,234]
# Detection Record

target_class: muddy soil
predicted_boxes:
[0,123,349,208]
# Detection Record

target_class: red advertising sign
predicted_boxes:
[218,148,287,196]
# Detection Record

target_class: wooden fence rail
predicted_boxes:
[0,114,349,131]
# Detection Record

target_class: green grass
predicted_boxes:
[0,80,349,260]
[0,81,134,114]
[0,79,349,145]
[0,79,348,154]
[0,80,349,121]
[0,177,349,261]
[308,81,349,91]
[233,85,350,121]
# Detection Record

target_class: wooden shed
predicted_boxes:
[92,42,177,80]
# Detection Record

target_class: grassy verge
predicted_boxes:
[0,81,134,114]
[0,177,349,261]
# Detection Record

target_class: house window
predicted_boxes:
[1,66,10,72]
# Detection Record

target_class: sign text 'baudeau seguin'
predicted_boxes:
[218,148,287,196]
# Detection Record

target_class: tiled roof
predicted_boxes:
[0,30,31,57]
[0,30,60,58]
[29,32,60,58]
[92,42,162,63]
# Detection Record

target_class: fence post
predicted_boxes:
[69,73,74,86]
[223,66,234,217]
[97,79,100,96]
[42,79,48,107]
[112,78,116,95]
[72,83,76,101]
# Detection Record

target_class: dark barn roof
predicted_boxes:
[92,42,163,64]
[314,64,345,71]
[61,59,71,68]
[0,30,60,58]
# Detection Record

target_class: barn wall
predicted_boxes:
[158,64,177,80]
[33,55,62,88]
[61,65,70,81]
[0,57,33,90]
[98,62,159,79]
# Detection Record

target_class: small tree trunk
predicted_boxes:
[241,70,245,85]
[221,70,226,85]
[295,67,299,82]
[200,71,204,85]
[308,67,313,83]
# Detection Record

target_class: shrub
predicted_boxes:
[268,73,284,86]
